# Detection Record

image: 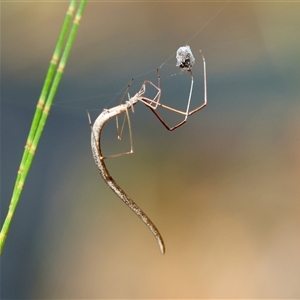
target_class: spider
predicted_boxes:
[88,46,207,254]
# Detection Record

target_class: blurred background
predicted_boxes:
[1,1,300,298]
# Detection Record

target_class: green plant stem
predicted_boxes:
[12,0,77,193]
[0,0,87,255]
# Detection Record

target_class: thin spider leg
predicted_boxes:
[119,77,134,105]
[184,69,194,116]
[108,108,134,159]
[115,77,135,140]
[87,110,98,152]
[148,107,187,131]
[148,102,188,116]
[116,85,138,143]
[140,69,162,109]
[186,51,207,116]
[89,100,165,254]
[103,111,134,159]
[116,107,128,141]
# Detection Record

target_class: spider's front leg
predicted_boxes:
[139,70,162,110]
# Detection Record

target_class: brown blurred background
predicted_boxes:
[1,1,300,298]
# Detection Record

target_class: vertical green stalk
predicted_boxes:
[0,0,87,254]
[13,0,77,193]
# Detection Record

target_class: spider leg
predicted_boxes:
[114,76,136,144]
[140,70,191,130]
[108,107,134,158]
[115,77,135,140]
[186,51,207,116]
[118,78,134,105]
[139,69,162,109]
